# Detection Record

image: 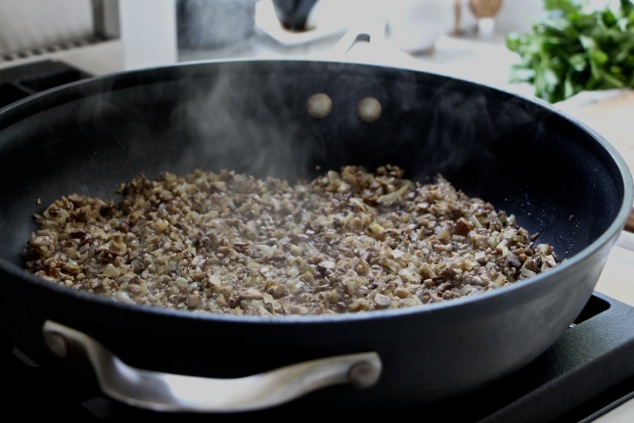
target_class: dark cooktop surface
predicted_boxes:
[0,59,91,109]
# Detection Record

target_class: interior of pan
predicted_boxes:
[0,59,628,270]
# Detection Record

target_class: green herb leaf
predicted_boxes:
[506,0,634,103]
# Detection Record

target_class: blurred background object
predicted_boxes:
[454,0,545,35]
[177,0,257,50]
[271,0,319,31]
[0,0,178,75]
[0,0,553,72]
[0,0,548,103]
[0,0,95,54]
[468,0,503,36]
[469,0,503,19]
[506,0,634,103]
[386,0,455,54]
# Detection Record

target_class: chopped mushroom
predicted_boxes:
[22,165,559,316]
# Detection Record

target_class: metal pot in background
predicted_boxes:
[177,0,257,50]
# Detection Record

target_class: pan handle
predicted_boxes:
[42,320,382,413]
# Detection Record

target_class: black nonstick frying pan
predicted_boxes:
[0,59,631,414]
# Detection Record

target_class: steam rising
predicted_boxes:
[173,69,313,180]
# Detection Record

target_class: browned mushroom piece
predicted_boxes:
[22,165,558,316]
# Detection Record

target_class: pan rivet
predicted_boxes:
[357,97,381,123]
[307,93,333,119]
[45,332,68,358]
[348,360,381,388]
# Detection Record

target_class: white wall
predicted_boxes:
[495,0,545,34]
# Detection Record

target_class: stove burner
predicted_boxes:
[1,292,633,421]
[0,60,91,109]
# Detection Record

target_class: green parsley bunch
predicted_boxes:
[506,0,634,103]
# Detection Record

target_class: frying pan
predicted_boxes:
[0,59,631,414]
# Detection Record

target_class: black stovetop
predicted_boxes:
[0,59,91,109]
[2,291,633,422]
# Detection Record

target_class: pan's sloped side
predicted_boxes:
[0,59,630,412]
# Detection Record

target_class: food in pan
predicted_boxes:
[22,165,559,316]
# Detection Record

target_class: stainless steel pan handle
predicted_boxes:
[42,320,382,413]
